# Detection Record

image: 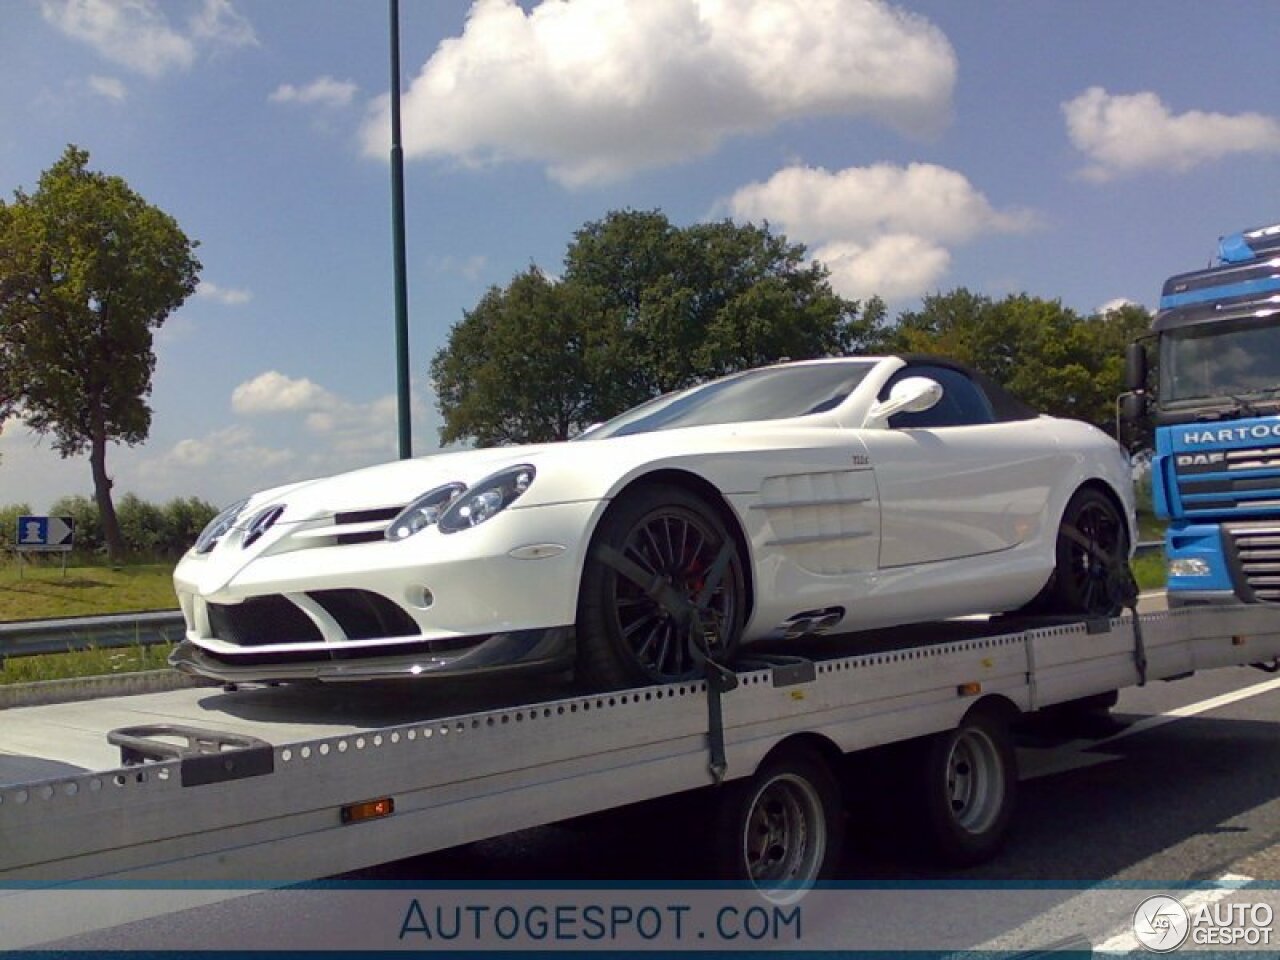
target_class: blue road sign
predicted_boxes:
[15,516,75,552]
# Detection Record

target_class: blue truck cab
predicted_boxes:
[1126,223,1280,605]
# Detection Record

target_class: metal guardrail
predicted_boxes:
[0,544,1168,661]
[0,610,184,661]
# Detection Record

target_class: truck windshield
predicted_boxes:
[580,361,877,440]
[1159,314,1280,404]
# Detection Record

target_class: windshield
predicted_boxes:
[1159,314,1280,404]
[581,361,878,440]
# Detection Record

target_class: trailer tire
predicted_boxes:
[713,746,844,901]
[916,710,1016,867]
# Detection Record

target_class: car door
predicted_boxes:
[858,364,1061,568]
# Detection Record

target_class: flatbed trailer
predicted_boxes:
[3,604,1280,923]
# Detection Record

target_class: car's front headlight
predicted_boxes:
[385,483,466,541]
[194,498,248,554]
[439,465,535,533]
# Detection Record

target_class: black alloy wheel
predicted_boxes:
[1047,487,1130,617]
[577,484,745,690]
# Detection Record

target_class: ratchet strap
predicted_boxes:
[1060,522,1146,685]
[597,541,738,783]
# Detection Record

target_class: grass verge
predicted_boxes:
[1,642,176,685]
[1131,550,1166,592]
[0,562,177,621]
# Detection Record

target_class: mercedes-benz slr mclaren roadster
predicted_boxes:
[170,356,1135,689]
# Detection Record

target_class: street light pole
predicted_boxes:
[389,0,412,459]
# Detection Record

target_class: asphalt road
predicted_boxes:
[30,598,1280,952]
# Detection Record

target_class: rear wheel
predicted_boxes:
[1043,487,1129,617]
[914,710,1017,866]
[576,484,745,690]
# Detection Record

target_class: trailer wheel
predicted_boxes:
[1044,487,1129,617]
[917,711,1016,866]
[577,484,745,689]
[714,746,844,902]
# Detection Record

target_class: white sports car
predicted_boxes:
[170,356,1135,689]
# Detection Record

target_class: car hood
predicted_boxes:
[243,443,560,523]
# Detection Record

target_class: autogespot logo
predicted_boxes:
[1133,896,1190,953]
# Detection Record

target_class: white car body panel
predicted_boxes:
[171,357,1136,682]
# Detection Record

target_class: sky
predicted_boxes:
[1,0,1279,512]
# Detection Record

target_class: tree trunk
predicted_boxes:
[89,431,125,564]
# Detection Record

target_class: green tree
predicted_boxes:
[161,496,218,557]
[431,267,620,445]
[0,146,201,561]
[433,210,872,445]
[0,503,33,552]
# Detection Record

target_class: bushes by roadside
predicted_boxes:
[0,495,218,561]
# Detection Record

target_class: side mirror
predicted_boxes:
[1125,342,1148,393]
[1117,392,1149,452]
[1120,393,1146,423]
[865,376,944,429]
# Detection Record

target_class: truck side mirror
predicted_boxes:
[1125,342,1148,393]
[1120,392,1146,423]
[1117,392,1148,452]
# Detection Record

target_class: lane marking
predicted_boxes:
[1020,675,1280,781]
[1095,873,1254,953]
[1096,675,1280,747]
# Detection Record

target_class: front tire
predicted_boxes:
[576,484,745,690]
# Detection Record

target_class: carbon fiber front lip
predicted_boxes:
[168,626,575,683]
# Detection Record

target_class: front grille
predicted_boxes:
[333,506,402,545]
[310,589,418,640]
[1227,523,1280,603]
[207,589,422,648]
[208,596,323,647]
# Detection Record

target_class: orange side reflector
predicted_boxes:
[341,797,395,824]
[957,682,982,697]
[1233,635,1249,646]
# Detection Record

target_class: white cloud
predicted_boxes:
[196,280,252,306]
[814,235,952,303]
[40,0,255,78]
[1098,297,1140,315]
[87,74,127,100]
[269,75,358,108]
[726,163,1034,301]
[231,371,337,415]
[361,0,956,187]
[189,0,257,49]
[1064,87,1280,182]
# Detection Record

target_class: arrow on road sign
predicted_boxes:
[46,516,74,546]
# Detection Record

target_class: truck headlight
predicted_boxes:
[1168,557,1212,577]
[439,465,535,533]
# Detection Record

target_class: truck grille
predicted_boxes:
[1177,445,1280,516]
[1227,524,1280,603]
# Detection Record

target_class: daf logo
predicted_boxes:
[1176,453,1226,467]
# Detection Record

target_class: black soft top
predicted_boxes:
[899,354,1040,423]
